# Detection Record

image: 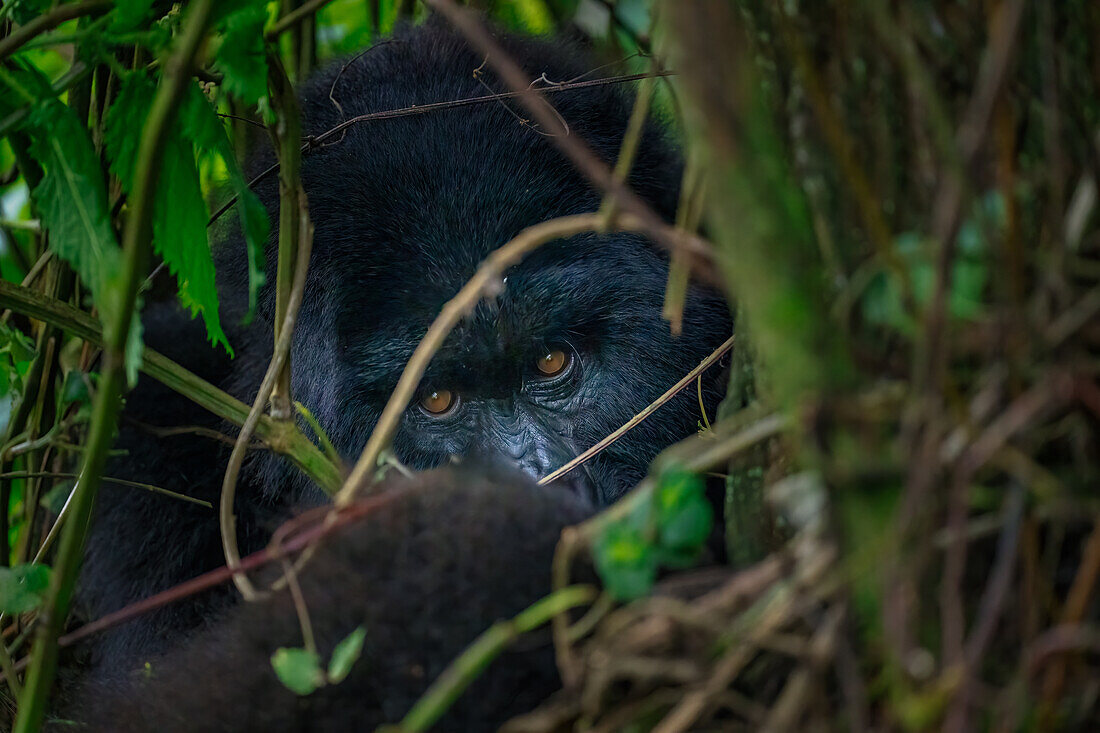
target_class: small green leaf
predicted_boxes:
[61,370,91,406]
[594,522,656,601]
[271,647,324,696]
[0,563,52,615]
[654,469,713,554]
[327,626,367,684]
[215,4,269,105]
[0,323,36,365]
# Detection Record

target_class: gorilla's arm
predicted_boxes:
[61,468,592,733]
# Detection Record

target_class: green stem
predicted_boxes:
[0,0,112,63]
[0,279,341,493]
[266,51,303,420]
[385,585,597,733]
[13,4,216,728]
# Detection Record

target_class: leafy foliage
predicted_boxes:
[594,468,712,600]
[0,563,51,615]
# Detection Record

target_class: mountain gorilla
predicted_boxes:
[64,18,730,726]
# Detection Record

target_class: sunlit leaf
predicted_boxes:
[271,647,324,696]
[594,522,656,601]
[327,626,367,684]
[654,469,713,556]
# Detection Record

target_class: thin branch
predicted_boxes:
[206,71,677,230]
[221,191,314,601]
[0,472,212,508]
[0,279,341,492]
[425,1,713,272]
[265,0,338,41]
[538,334,735,486]
[0,0,112,63]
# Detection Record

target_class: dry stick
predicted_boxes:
[424,0,713,269]
[221,192,314,601]
[335,212,644,507]
[0,0,112,62]
[205,71,677,230]
[597,61,657,229]
[550,410,788,686]
[539,334,735,486]
[12,2,216,729]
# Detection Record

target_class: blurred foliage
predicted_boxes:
[0,0,1097,731]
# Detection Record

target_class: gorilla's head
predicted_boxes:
[220,24,731,506]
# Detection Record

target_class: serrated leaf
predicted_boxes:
[214,5,268,105]
[271,647,323,696]
[154,137,230,353]
[28,102,124,323]
[327,626,366,684]
[594,522,656,601]
[105,72,157,192]
[0,563,51,615]
[181,83,269,318]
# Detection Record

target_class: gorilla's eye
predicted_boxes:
[420,389,456,415]
[535,348,571,377]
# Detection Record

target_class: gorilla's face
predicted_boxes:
[223,29,731,506]
[288,226,729,507]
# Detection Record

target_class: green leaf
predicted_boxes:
[153,137,230,353]
[214,4,269,105]
[111,0,157,31]
[61,370,91,406]
[0,563,51,615]
[271,647,324,696]
[181,82,268,320]
[654,469,713,554]
[327,626,367,684]
[6,0,52,26]
[28,102,125,325]
[0,323,36,365]
[105,72,157,192]
[594,522,656,601]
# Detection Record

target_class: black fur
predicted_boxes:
[61,468,593,731]
[75,22,730,672]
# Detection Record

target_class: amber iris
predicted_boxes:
[420,389,455,415]
[536,349,569,376]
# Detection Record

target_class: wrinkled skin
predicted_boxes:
[74,22,731,673]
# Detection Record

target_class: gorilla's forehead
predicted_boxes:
[336,231,666,392]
